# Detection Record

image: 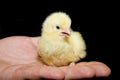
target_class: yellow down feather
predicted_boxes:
[37,12,86,67]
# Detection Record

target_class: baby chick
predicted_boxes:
[37,12,86,67]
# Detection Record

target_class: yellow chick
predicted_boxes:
[37,12,86,67]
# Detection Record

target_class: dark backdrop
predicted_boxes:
[0,1,116,80]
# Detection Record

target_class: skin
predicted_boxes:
[0,36,111,80]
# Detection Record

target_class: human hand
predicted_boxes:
[0,36,111,80]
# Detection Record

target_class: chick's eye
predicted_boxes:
[56,26,60,29]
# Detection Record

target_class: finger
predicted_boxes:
[60,62,87,72]
[30,37,40,47]
[87,61,111,77]
[60,63,95,79]
[14,64,65,80]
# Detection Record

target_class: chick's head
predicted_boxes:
[42,12,72,38]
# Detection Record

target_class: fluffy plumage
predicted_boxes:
[37,12,86,67]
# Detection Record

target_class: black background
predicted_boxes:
[0,1,117,80]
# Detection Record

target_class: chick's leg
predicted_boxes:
[69,62,76,67]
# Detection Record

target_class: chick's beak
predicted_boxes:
[61,29,70,37]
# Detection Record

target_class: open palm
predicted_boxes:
[0,36,111,80]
